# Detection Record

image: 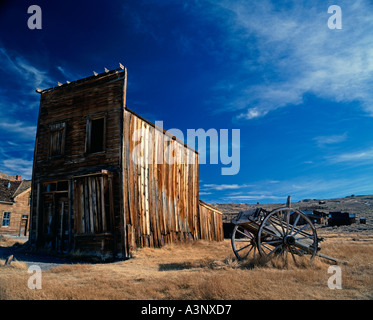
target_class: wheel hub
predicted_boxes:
[284,235,295,246]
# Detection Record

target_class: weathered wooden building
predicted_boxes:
[30,67,223,259]
[0,173,31,236]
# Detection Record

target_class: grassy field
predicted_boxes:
[1,232,372,300]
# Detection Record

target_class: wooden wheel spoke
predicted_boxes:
[295,234,314,241]
[267,243,283,256]
[292,223,309,237]
[236,243,253,253]
[289,246,298,264]
[289,214,300,235]
[291,245,305,256]
[262,239,282,245]
[236,228,253,238]
[275,212,286,236]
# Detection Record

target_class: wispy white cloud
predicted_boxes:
[56,65,82,83]
[313,133,348,147]
[202,183,253,191]
[0,120,36,139]
[199,192,213,195]
[208,0,373,119]
[328,147,373,163]
[223,194,283,201]
[0,46,52,177]
[0,47,53,90]
[210,174,373,203]
[1,158,33,179]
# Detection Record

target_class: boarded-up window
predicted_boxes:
[2,212,11,227]
[86,116,106,154]
[73,174,113,234]
[49,122,66,157]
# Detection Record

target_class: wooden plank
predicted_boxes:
[171,144,176,233]
[88,177,94,233]
[124,111,132,226]
[84,178,90,233]
[35,183,40,242]
[127,113,133,226]
[91,177,98,232]
[168,139,174,234]
[95,177,102,232]
[134,117,141,247]
[149,125,158,246]
[108,175,116,253]
[182,147,187,232]
[100,176,106,232]
[195,154,199,238]
[163,139,169,235]
[157,130,165,236]
[121,108,129,256]
[140,120,146,236]
[130,115,136,240]
[144,123,150,235]
[68,179,73,250]
[59,200,64,250]
[79,180,85,233]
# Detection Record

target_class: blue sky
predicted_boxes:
[0,0,372,204]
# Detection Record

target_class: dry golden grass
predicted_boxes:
[1,235,372,300]
[0,235,26,248]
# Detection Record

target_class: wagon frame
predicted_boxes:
[231,197,346,265]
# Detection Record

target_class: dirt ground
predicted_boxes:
[0,232,372,300]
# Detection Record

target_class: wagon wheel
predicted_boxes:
[231,225,257,260]
[257,208,318,265]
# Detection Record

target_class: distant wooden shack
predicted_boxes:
[328,212,356,226]
[29,67,222,259]
[0,173,31,236]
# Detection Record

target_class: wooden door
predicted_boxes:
[19,217,28,236]
[42,193,69,252]
[56,195,69,253]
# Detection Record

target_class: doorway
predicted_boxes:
[41,180,70,253]
[19,215,29,236]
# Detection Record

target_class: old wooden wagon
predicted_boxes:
[231,197,346,264]
[29,66,223,259]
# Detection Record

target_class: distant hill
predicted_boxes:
[213,195,373,234]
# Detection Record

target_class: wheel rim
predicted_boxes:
[231,225,257,260]
[257,208,318,264]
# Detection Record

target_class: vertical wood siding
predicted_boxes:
[122,109,200,254]
[198,200,224,242]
